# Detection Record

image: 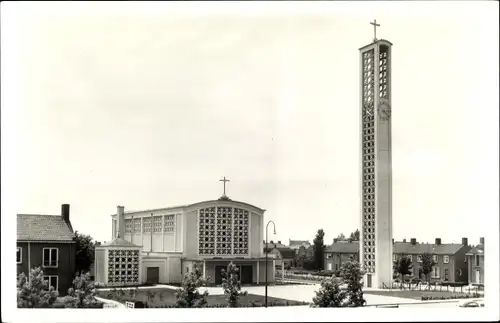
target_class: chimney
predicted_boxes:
[117,205,125,239]
[95,241,101,246]
[334,238,338,243]
[410,238,417,245]
[278,240,281,245]
[403,239,407,243]
[462,237,468,246]
[392,238,394,244]
[435,238,441,246]
[480,237,484,245]
[270,240,274,244]
[61,204,70,223]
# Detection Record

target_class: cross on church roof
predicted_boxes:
[219,176,230,198]
[370,19,380,42]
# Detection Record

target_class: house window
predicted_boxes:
[408,255,412,262]
[432,266,440,278]
[444,268,449,281]
[153,216,162,232]
[17,247,22,264]
[43,276,59,291]
[475,255,480,266]
[393,254,397,261]
[443,255,449,264]
[164,215,176,233]
[133,218,141,233]
[43,248,58,267]
[433,255,439,263]
[417,255,422,263]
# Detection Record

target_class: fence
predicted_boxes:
[388,282,483,294]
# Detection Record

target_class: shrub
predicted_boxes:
[64,272,99,308]
[311,277,347,307]
[221,262,248,307]
[174,262,209,308]
[17,267,59,308]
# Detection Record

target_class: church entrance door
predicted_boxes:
[146,267,159,285]
[240,265,253,284]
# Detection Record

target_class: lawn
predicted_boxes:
[364,290,476,300]
[96,288,308,308]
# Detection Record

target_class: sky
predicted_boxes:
[2,2,499,246]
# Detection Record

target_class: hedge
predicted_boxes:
[131,300,311,308]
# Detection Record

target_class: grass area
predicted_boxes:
[96,288,308,307]
[364,290,476,300]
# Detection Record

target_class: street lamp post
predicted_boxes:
[265,220,276,308]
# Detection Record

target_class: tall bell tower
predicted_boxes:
[359,20,393,289]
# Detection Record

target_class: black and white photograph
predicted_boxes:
[1,1,499,322]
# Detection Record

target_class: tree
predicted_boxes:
[174,263,209,308]
[311,277,348,307]
[394,255,412,289]
[420,253,435,286]
[336,233,346,241]
[221,262,248,307]
[348,229,360,242]
[17,267,59,308]
[74,231,96,275]
[340,259,366,307]
[64,272,98,308]
[313,229,326,270]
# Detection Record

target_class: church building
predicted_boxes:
[94,182,275,287]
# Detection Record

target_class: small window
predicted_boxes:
[17,247,22,264]
[393,254,397,261]
[408,255,412,262]
[43,248,58,267]
[433,255,439,263]
[43,276,58,291]
[417,255,422,263]
[443,255,449,264]
[475,255,480,266]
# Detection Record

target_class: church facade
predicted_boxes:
[100,196,275,286]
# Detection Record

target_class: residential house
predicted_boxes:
[288,240,311,267]
[324,239,359,271]
[465,237,484,285]
[17,204,76,295]
[393,238,470,283]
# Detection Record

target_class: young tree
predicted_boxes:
[221,262,248,308]
[17,267,59,308]
[340,259,366,307]
[348,230,360,242]
[174,263,209,308]
[74,231,96,275]
[64,272,98,308]
[420,253,435,287]
[311,277,347,307]
[394,255,412,289]
[336,233,346,241]
[313,229,326,270]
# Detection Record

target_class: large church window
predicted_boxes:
[233,208,249,255]
[216,207,233,255]
[198,207,216,255]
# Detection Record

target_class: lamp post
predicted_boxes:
[265,220,276,308]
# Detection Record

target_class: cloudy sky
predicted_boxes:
[2,2,498,245]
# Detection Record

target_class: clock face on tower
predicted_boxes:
[378,98,391,120]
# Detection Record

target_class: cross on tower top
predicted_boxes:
[370,19,381,42]
[219,176,230,198]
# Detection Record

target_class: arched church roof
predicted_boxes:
[113,198,265,217]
